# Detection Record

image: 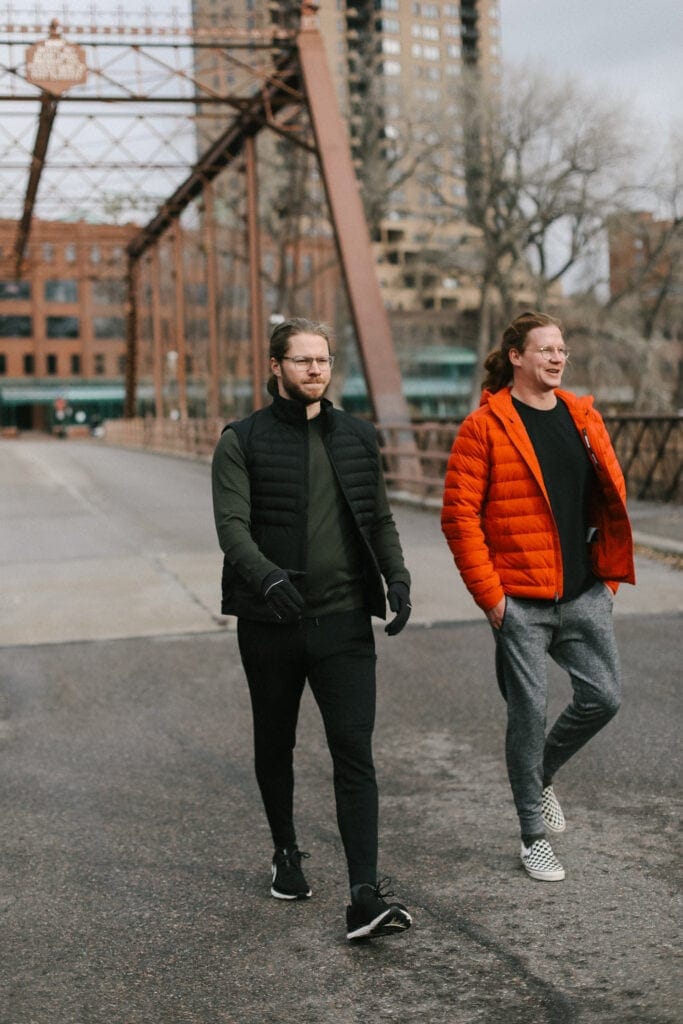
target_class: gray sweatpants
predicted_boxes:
[493,581,621,839]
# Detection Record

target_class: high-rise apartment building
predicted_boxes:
[191,2,501,317]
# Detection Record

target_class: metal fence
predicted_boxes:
[103,413,682,503]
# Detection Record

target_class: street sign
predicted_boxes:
[26,21,87,96]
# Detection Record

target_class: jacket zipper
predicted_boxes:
[582,428,600,469]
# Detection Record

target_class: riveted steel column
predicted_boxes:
[124,253,139,418]
[245,135,265,410]
[172,222,188,420]
[296,3,413,431]
[203,182,221,419]
[150,245,164,419]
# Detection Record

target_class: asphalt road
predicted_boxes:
[1,439,681,1024]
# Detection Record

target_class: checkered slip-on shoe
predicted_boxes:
[541,785,566,834]
[520,839,565,881]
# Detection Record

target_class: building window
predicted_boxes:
[377,0,400,10]
[117,355,127,375]
[94,316,125,339]
[446,43,461,58]
[412,23,439,40]
[47,316,79,338]
[415,64,441,80]
[0,280,31,300]
[444,3,459,16]
[412,42,440,59]
[43,243,54,262]
[45,280,78,303]
[412,3,439,17]
[444,22,460,37]
[383,60,402,75]
[65,244,77,263]
[381,38,401,54]
[23,353,35,374]
[92,279,127,304]
[46,353,58,375]
[0,315,32,337]
[94,353,106,375]
[0,353,6,375]
[380,17,400,32]
[70,354,81,374]
[184,282,208,304]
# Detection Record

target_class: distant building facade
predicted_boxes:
[608,210,682,340]
[191,1,501,318]
[0,219,135,431]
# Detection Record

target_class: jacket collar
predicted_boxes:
[270,393,335,430]
[482,386,594,420]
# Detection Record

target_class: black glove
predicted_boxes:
[261,569,304,623]
[385,581,411,636]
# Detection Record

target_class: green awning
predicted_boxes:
[0,384,125,406]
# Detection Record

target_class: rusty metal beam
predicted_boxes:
[13,93,58,275]
[203,183,221,419]
[126,57,301,263]
[150,247,165,419]
[172,222,189,421]
[245,135,266,411]
[124,254,139,418]
[296,6,413,432]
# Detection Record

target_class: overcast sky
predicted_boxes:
[500,0,682,142]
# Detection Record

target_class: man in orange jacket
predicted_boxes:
[442,310,635,881]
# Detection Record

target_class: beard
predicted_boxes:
[279,370,330,406]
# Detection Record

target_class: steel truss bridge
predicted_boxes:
[0,1,416,456]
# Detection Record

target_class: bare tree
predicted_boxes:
[605,134,683,341]
[424,66,640,407]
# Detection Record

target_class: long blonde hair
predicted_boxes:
[482,311,563,393]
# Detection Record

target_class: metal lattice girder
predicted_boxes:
[13,92,57,273]
[296,3,417,435]
[0,15,299,225]
[125,54,303,262]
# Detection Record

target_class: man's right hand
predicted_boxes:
[486,596,506,630]
[261,569,304,622]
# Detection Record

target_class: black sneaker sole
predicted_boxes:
[346,906,412,940]
[270,886,312,900]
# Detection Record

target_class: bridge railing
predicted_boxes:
[103,413,682,503]
[102,415,225,459]
[378,414,682,504]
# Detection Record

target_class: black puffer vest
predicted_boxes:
[221,395,387,620]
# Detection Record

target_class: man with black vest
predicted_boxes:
[212,317,412,941]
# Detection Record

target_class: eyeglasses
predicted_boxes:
[281,356,335,370]
[533,346,570,361]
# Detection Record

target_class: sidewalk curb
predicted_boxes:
[632,531,683,557]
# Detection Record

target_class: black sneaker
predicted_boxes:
[271,847,312,900]
[346,878,412,941]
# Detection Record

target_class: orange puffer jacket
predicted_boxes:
[441,387,635,612]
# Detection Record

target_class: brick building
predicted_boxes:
[0,218,136,431]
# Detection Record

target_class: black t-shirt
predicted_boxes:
[512,396,596,602]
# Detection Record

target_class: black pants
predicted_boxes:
[237,609,378,887]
